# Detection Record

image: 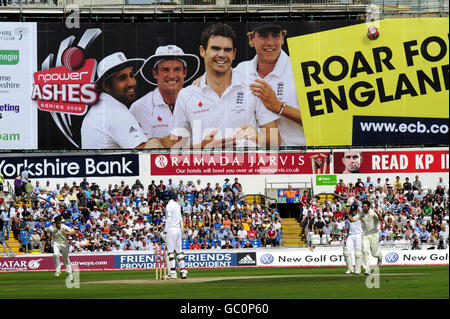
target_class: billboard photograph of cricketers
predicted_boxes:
[0,1,449,315]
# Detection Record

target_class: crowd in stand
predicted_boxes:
[0,175,282,254]
[1,173,448,254]
[300,175,449,250]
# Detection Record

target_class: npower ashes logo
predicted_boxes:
[31,29,102,148]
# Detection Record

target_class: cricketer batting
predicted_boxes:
[347,200,383,275]
[162,192,188,279]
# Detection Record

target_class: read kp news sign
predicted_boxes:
[333,149,449,174]
[288,18,449,146]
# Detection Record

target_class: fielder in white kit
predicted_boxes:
[44,215,78,280]
[343,206,363,275]
[162,192,188,279]
[347,200,383,275]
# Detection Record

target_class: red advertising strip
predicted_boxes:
[151,152,331,176]
[334,150,449,174]
[0,255,114,273]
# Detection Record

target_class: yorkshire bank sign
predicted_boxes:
[0,154,139,178]
[150,152,331,176]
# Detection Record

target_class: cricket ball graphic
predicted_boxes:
[367,26,379,40]
[61,46,86,71]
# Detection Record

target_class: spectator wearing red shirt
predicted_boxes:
[335,179,347,194]
[333,209,344,220]
[189,238,201,250]
[355,178,365,193]
[247,225,258,239]
[266,225,278,247]
[300,191,309,207]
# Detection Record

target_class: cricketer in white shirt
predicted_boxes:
[349,206,383,273]
[130,88,173,139]
[170,71,280,147]
[235,50,305,146]
[81,92,147,149]
[343,217,363,274]
[163,198,188,279]
[45,221,76,277]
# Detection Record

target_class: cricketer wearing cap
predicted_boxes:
[81,52,163,149]
[235,23,305,147]
[343,206,363,275]
[168,23,280,148]
[162,192,188,279]
[347,200,383,275]
[130,45,199,147]
[44,215,78,279]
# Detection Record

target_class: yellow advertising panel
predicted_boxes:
[288,18,449,146]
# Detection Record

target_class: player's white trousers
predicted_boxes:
[166,228,182,253]
[165,228,186,272]
[344,233,363,272]
[362,233,381,270]
[53,243,72,274]
[346,233,362,251]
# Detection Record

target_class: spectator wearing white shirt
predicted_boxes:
[436,177,446,190]
[237,226,248,241]
[439,225,449,243]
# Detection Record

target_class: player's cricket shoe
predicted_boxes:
[364,270,371,275]
[180,269,188,279]
[345,268,354,274]
[377,256,383,266]
[168,271,177,279]
[54,272,60,277]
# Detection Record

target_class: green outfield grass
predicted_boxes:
[0,266,447,299]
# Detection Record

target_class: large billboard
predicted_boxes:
[288,18,449,147]
[1,19,448,150]
[0,22,37,150]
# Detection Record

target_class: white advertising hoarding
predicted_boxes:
[256,248,449,267]
[0,22,37,149]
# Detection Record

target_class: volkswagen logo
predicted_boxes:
[260,254,274,265]
[385,252,399,263]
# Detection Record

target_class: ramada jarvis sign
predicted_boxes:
[151,152,331,175]
[31,58,97,115]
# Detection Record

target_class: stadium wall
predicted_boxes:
[1,247,448,273]
[0,147,448,196]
